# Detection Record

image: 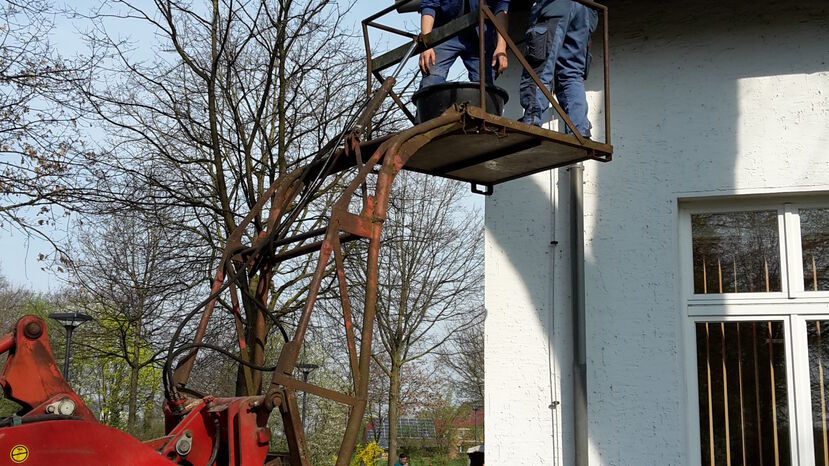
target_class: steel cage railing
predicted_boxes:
[361,0,611,146]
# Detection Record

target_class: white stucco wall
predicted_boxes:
[485,1,829,464]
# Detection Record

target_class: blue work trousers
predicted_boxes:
[419,31,496,88]
[519,2,597,136]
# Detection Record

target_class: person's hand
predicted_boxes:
[420,49,436,75]
[492,51,508,77]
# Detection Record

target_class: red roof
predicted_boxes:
[452,408,484,428]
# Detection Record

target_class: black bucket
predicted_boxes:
[412,82,509,123]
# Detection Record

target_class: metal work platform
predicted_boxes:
[328,105,612,195]
[359,0,614,194]
[401,106,611,193]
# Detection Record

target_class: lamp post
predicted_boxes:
[472,405,481,442]
[296,362,319,428]
[48,312,93,382]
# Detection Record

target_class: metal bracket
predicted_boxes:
[471,183,493,196]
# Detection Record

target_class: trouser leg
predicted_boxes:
[519,12,570,126]
[459,30,495,86]
[419,36,465,89]
[554,3,597,136]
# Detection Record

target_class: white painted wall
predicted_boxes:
[485,0,829,464]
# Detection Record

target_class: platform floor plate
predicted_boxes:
[403,106,612,187]
[328,106,612,190]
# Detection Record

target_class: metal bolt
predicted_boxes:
[23,321,42,339]
[175,431,193,456]
[45,398,75,416]
[58,399,76,416]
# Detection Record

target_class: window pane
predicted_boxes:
[808,320,829,465]
[801,209,829,292]
[696,321,791,465]
[692,211,781,294]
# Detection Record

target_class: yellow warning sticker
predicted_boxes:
[10,444,28,463]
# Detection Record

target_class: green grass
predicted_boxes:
[408,457,467,466]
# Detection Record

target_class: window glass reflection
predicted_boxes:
[692,211,781,294]
[696,321,791,465]
[800,208,829,292]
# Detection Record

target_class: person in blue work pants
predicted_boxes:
[418,0,510,88]
[519,0,598,137]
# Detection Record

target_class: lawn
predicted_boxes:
[407,458,467,466]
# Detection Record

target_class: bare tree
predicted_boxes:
[346,172,484,463]
[68,211,200,434]
[74,0,368,395]
[441,321,484,406]
[420,384,464,457]
[364,353,434,444]
[0,272,30,331]
[0,1,93,248]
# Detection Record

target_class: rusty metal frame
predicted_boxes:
[168,105,464,465]
[162,4,614,464]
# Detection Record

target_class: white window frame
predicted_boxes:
[683,314,801,466]
[787,202,829,300]
[680,196,829,466]
[680,200,790,306]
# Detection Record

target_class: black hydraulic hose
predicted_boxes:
[163,70,399,403]
[206,415,221,466]
[162,244,248,401]
[162,240,290,402]
[169,343,279,373]
[162,280,232,401]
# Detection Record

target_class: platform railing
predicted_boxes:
[362,0,611,146]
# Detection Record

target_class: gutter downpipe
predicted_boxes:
[570,162,588,466]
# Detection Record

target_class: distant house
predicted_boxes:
[449,408,484,457]
[365,409,484,459]
[365,418,436,449]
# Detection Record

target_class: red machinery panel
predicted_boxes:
[0,420,174,465]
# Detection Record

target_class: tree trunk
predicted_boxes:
[127,320,141,434]
[235,270,253,396]
[234,271,270,396]
[388,360,401,466]
[251,269,270,393]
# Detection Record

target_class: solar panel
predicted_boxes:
[371,418,436,448]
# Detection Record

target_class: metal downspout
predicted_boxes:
[548,171,561,465]
[570,163,588,466]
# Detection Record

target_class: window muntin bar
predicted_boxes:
[800,209,829,292]
[808,320,829,465]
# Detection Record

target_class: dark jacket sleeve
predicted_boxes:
[491,0,509,14]
[421,0,440,17]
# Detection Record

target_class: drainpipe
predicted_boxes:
[570,163,588,466]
